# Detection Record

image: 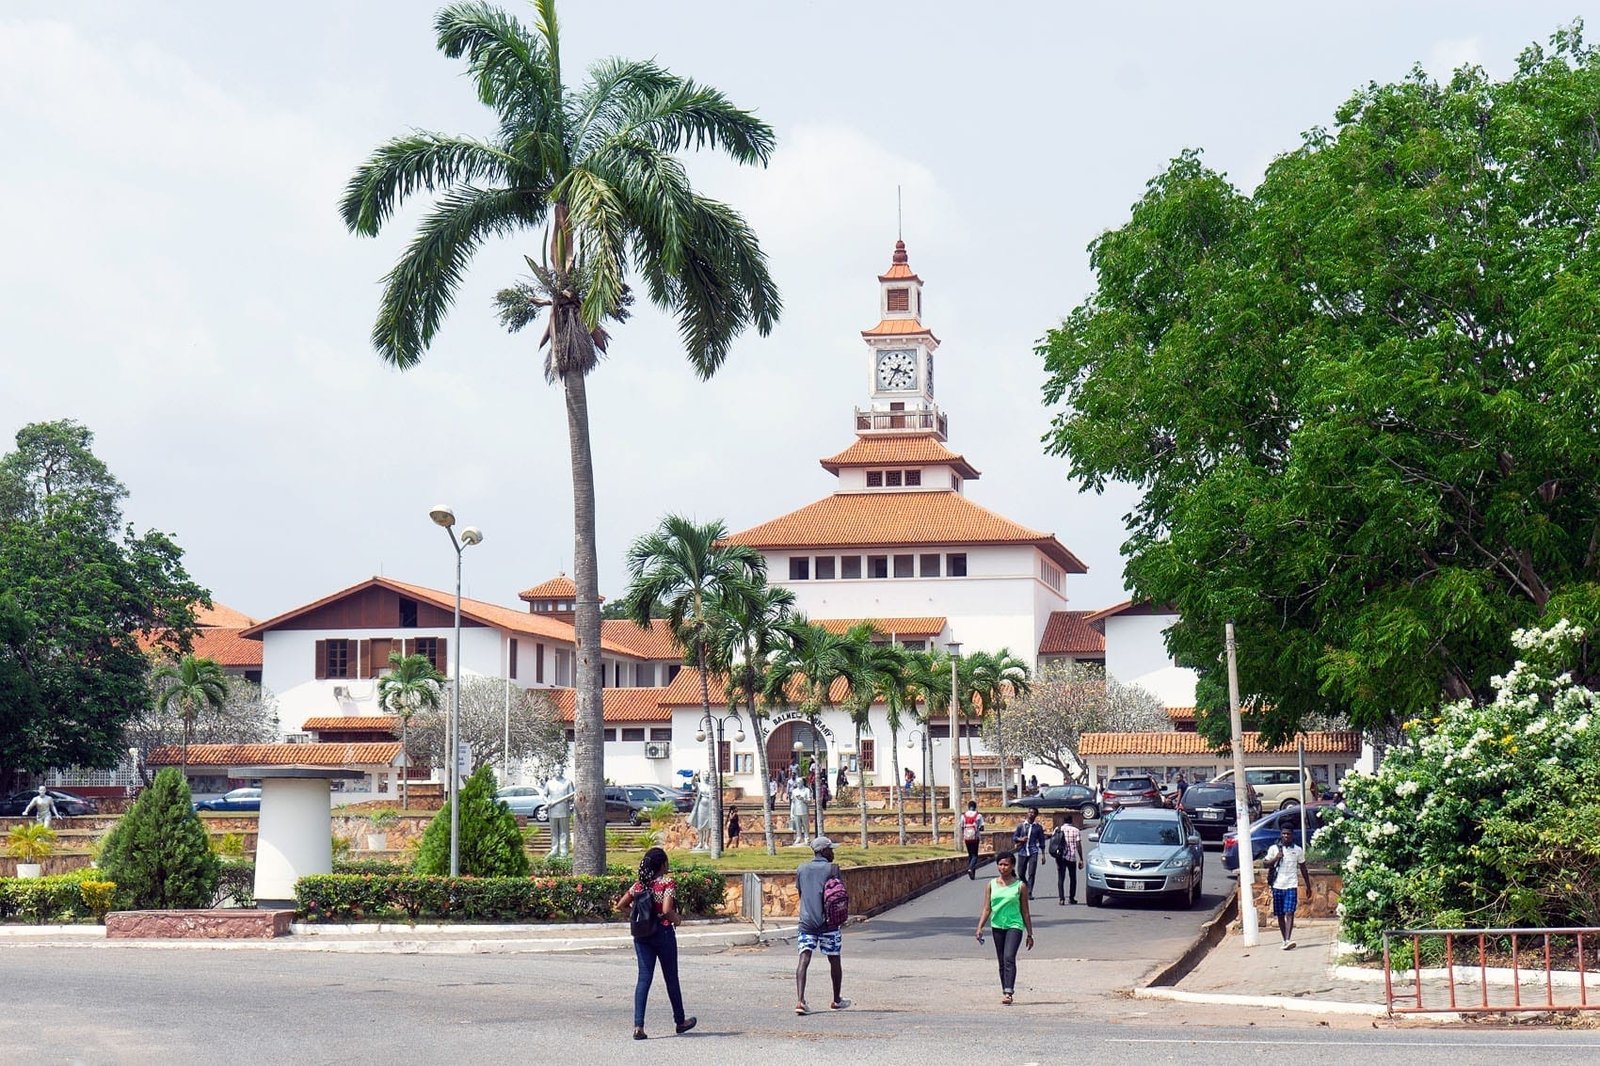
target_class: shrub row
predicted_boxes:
[0,872,116,924]
[295,866,726,924]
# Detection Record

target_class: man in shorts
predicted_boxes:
[794,836,849,1015]
[1264,825,1313,949]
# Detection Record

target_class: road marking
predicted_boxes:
[1109,1039,1600,1049]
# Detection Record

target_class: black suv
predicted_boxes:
[1177,781,1262,842]
[603,786,654,825]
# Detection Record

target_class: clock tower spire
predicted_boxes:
[857,239,946,440]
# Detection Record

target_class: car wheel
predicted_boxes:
[1086,889,1103,908]
[1280,798,1299,810]
[1080,802,1099,820]
[534,806,548,823]
[630,811,643,826]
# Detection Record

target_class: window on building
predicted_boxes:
[733,753,754,775]
[893,554,914,578]
[316,639,352,679]
[860,738,876,771]
[1039,559,1063,592]
[789,557,810,580]
[920,553,941,577]
[868,555,889,579]
[564,728,576,742]
[649,727,672,741]
[411,637,445,673]
[905,470,921,486]
[886,470,903,487]
[666,664,681,682]
[536,642,545,683]
[399,597,419,628]
[887,287,909,312]
[930,723,951,739]
[509,638,519,679]
[952,475,963,493]
[621,728,646,742]
[901,639,926,651]
[635,663,655,686]
[603,729,616,741]
[866,471,883,487]
[948,553,968,577]
[841,556,862,579]
[814,556,835,580]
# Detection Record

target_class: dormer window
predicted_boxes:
[867,471,883,487]
[887,287,909,312]
[886,470,903,487]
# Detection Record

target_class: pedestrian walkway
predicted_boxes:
[1145,919,1385,1014]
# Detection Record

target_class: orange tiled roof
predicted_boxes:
[1166,706,1196,722]
[195,602,257,628]
[146,742,404,767]
[1038,611,1106,657]
[239,577,639,657]
[301,716,401,733]
[519,574,577,600]
[725,491,1088,573]
[815,616,947,639]
[861,317,937,340]
[600,618,683,660]
[658,668,881,709]
[548,687,671,723]
[1083,599,1179,629]
[189,628,263,668]
[877,239,922,282]
[1078,731,1360,757]
[819,435,980,479]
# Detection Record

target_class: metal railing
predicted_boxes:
[853,408,947,438]
[1383,927,1600,1014]
[742,872,764,932]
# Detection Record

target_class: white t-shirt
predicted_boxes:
[1265,842,1305,890]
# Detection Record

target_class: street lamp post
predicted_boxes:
[906,730,939,843]
[946,642,962,819]
[430,504,483,879]
[695,710,745,859]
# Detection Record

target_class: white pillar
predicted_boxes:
[254,777,333,905]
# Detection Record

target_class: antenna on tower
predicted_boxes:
[897,185,903,240]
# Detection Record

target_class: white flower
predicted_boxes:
[1394,780,1419,797]
[1366,889,1380,902]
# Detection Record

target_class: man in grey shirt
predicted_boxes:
[794,837,848,1015]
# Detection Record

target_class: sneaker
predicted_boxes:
[675,1017,697,1034]
[830,998,851,1010]
[1284,940,1296,951]
[795,1003,810,1016]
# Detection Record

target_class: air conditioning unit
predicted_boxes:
[644,742,670,760]
[332,685,349,699]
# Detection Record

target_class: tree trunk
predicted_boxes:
[181,711,191,773]
[963,703,978,811]
[996,706,1007,806]
[699,646,722,858]
[400,715,409,810]
[563,367,606,876]
[890,721,905,846]
[748,686,776,855]
[856,720,868,849]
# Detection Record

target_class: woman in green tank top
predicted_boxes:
[975,850,1034,1004]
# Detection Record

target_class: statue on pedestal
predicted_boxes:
[544,770,575,857]
[789,781,812,846]
[688,774,716,851]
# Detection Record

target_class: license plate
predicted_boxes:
[1199,809,1221,819]
[1130,881,1157,890]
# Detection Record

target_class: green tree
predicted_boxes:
[764,621,854,840]
[0,420,206,777]
[1040,25,1600,743]
[341,0,780,875]
[621,514,764,858]
[98,766,219,909]
[967,649,1031,804]
[408,678,568,779]
[983,661,1168,784]
[414,763,530,877]
[151,655,229,772]
[839,633,907,848]
[126,675,278,780]
[376,651,444,810]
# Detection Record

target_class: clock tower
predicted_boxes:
[857,240,946,440]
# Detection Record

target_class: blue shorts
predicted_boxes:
[797,929,842,956]
[1271,887,1298,916]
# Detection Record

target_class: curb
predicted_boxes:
[1132,985,1385,1016]
[1139,892,1236,988]
[2,925,765,954]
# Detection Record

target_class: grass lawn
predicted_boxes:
[659,843,965,873]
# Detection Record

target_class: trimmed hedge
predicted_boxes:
[295,865,726,924]
[0,871,113,924]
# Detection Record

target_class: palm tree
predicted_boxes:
[710,582,799,855]
[835,624,884,849]
[968,649,1032,804]
[152,655,229,773]
[340,0,780,875]
[904,648,947,844]
[621,515,764,859]
[764,621,852,841]
[376,652,446,810]
[871,642,916,846]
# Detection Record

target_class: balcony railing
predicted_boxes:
[854,407,947,439]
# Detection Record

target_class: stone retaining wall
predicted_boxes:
[106,908,293,939]
[717,855,973,920]
[1246,867,1341,919]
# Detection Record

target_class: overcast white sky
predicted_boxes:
[1,2,1585,621]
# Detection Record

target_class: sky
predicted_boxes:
[1,2,1588,622]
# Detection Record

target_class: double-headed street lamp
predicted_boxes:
[905,729,939,842]
[430,504,482,878]
[695,710,744,859]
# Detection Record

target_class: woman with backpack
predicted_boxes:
[960,801,985,879]
[614,847,697,1040]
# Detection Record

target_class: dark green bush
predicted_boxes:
[215,859,255,908]
[0,875,91,923]
[414,765,530,878]
[98,767,219,909]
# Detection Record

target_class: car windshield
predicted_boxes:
[1186,787,1231,802]
[1107,778,1154,792]
[1099,820,1184,846]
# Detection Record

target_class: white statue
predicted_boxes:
[22,786,56,828]
[544,770,575,858]
[689,775,716,851]
[789,782,812,846]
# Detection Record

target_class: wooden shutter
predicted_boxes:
[314,639,328,679]
[370,637,394,674]
[536,642,545,683]
[358,639,373,679]
[861,738,876,772]
[509,639,519,680]
[436,637,447,675]
[719,740,731,773]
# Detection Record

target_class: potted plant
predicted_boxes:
[365,808,400,851]
[6,823,57,878]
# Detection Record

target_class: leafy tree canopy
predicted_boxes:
[982,661,1169,782]
[407,677,568,780]
[414,763,530,877]
[1040,25,1600,742]
[99,766,220,909]
[0,420,207,775]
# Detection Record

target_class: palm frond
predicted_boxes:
[435,1,559,122]
[615,76,776,164]
[568,58,679,159]
[339,134,519,236]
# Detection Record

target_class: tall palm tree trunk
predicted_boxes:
[997,707,1007,806]
[698,646,723,858]
[855,720,868,849]
[890,721,906,846]
[181,709,191,773]
[564,367,606,877]
[400,715,409,810]
[747,689,777,855]
[964,704,978,811]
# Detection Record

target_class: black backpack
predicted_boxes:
[629,888,659,940]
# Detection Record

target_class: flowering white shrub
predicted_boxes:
[1321,621,1600,953]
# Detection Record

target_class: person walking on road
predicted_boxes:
[1264,825,1313,949]
[975,850,1034,1005]
[794,837,849,1015]
[1047,813,1082,904]
[960,801,985,879]
[614,846,697,1040]
[1011,808,1046,897]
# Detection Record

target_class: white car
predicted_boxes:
[494,785,550,821]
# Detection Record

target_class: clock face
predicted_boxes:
[876,349,918,391]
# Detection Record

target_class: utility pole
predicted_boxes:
[1226,622,1260,946]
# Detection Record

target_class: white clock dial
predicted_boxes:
[876,350,917,390]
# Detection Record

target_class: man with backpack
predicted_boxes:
[1048,813,1083,904]
[794,837,850,1016]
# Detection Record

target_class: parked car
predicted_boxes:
[1222,802,1337,871]
[1100,774,1164,812]
[1084,807,1205,908]
[193,787,262,813]
[494,785,550,821]
[0,788,98,817]
[1207,766,1314,812]
[1007,783,1100,820]
[1176,780,1262,843]
[603,786,654,825]
[626,783,694,812]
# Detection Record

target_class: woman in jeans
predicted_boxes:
[974,851,1033,1005]
[614,847,697,1039]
